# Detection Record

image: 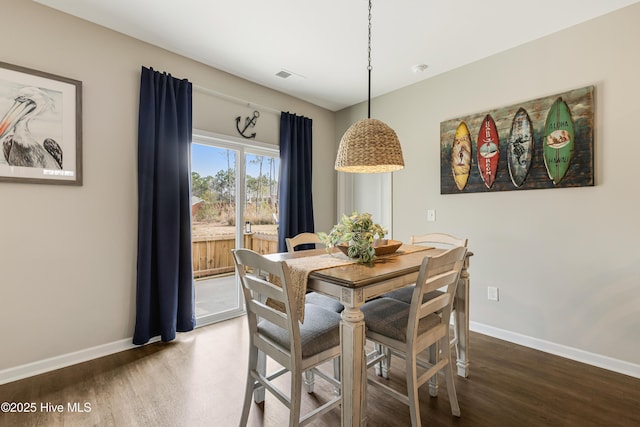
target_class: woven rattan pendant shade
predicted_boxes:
[335,118,404,173]
[334,0,404,174]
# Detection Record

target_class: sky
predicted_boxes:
[191,143,279,179]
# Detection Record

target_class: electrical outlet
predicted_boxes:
[487,286,499,301]
[427,209,436,222]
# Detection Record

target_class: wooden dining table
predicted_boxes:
[265,244,472,427]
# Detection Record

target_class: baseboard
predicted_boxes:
[0,336,159,385]
[3,322,638,385]
[470,321,640,379]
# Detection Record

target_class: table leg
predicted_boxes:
[340,302,367,426]
[455,257,471,377]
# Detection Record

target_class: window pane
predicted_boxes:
[244,153,280,237]
[191,143,239,323]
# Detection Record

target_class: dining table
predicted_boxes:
[264,243,472,427]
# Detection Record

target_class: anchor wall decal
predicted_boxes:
[235,110,260,139]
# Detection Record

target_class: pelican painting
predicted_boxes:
[0,86,63,169]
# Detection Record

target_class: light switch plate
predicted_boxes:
[488,286,499,301]
[427,209,436,222]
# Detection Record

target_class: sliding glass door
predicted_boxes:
[191,131,279,326]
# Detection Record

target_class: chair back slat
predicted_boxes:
[247,299,289,330]
[243,274,286,303]
[417,293,450,319]
[421,270,459,295]
[286,232,324,252]
[410,232,468,248]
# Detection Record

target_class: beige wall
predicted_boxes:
[0,0,336,374]
[338,4,640,369]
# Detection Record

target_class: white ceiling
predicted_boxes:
[35,0,639,111]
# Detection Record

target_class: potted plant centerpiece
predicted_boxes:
[318,211,388,263]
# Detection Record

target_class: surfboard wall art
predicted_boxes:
[543,97,574,184]
[508,108,533,187]
[477,114,500,188]
[451,121,472,190]
[439,85,594,194]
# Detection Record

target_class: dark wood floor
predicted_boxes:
[1,316,639,427]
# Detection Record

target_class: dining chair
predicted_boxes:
[233,249,341,426]
[362,246,467,427]
[376,233,468,377]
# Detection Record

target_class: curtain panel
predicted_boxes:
[133,67,195,345]
[278,112,314,252]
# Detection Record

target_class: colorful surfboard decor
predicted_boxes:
[451,121,472,191]
[477,114,500,189]
[543,97,575,184]
[507,108,534,187]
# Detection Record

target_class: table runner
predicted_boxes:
[269,252,354,322]
[270,245,432,322]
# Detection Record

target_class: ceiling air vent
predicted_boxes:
[275,70,292,79]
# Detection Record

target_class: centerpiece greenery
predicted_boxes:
[318,211,387,263]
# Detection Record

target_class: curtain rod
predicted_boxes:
[192,84,282,116]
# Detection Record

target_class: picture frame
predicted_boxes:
[439,85,594,194]
[0,61,82,185]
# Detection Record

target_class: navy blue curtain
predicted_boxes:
[278,112,314,252]
[133,67,195,345]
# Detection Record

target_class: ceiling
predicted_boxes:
[35,0,639,111]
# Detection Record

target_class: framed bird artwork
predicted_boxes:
[0,61,82,185]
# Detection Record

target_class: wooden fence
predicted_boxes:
[192,233,278,278]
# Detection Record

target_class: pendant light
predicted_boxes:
[335,0,404,173]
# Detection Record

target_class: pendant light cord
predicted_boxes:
[367,0,372,119]
[334,0,404,173]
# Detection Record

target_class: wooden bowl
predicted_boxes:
[336,240,403,257]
